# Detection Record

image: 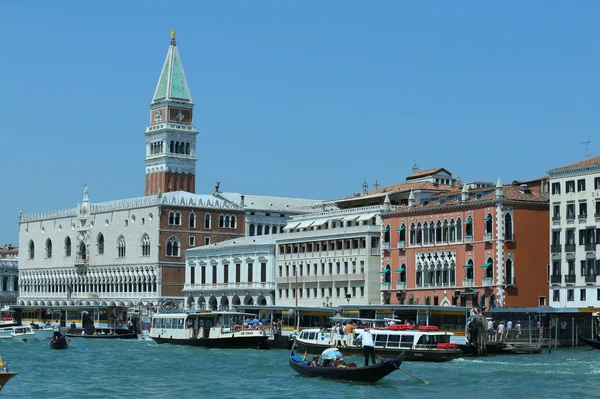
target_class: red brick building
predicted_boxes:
[380,179,549,309]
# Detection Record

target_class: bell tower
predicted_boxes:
[145,30,198,196]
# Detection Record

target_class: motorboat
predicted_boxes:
[10,326,35,342]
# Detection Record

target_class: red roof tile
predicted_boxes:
[357,181,457,198]
[406,167,447,179]
[549,155,600,172]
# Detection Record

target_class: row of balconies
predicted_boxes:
[551,274,596,284]
[560,213,600,221]
[275,273,365,284]
[381,277,514,291]
[383,234,496,252]
[278,248,379,259]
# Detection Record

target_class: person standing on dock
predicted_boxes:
[560,320,567,339]
[357,328,376,366]
[506,320,513,339]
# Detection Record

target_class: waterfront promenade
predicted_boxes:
[0,338,596,398]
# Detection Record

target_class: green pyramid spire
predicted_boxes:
[152,31,193,104]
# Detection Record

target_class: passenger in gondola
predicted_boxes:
[309,355,319,367]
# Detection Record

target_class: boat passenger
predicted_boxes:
[310,355,319,367]
[251,317,259,329]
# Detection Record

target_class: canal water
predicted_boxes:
[0,338,597,398]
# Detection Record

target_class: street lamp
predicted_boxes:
[345,293,351,305]
[322,296,333,307]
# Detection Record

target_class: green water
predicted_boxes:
[0,339,597,398]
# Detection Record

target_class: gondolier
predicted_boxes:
[357,327,376,366]
[52,320,61,339]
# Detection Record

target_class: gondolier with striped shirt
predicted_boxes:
[357,328,376,366]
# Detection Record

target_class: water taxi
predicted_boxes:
[0,325,33,339]
[10,326,35,342]
[293,318,462,362]
[149,311,268,348]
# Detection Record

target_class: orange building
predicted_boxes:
[380,179,549,309]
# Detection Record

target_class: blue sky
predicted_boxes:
[1,1,599,245]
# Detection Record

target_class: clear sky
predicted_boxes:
[1,1,599,245]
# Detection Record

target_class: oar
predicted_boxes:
[377,354,427,384]
[68,337,88,351]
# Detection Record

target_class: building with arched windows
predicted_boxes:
[184,235,276,310]
[381,177,549,309]
[0,244,19,308]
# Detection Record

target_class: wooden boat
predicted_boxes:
[50,334,68,350]
[579,334,600,349]
[66,331,138,340]
[0,372,18,392]
[289,348,404,383]
[149,311,269,349]
[295,322,462,362]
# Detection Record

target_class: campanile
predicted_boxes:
[144,30,198,195]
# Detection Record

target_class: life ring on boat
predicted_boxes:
[233,325,242,332]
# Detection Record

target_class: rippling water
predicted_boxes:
[0,338,597,398]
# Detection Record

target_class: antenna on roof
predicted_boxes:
[362,179,369,194]
[581,140,591,158]
[373,179,380,190]
[412,160,419,174]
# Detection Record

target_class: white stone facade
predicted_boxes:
[548,156,600,308]
[183,235,277,310]
[274,206,385,308]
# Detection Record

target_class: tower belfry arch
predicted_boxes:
[144,30,199,195]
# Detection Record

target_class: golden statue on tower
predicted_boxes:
[170,29,176,39]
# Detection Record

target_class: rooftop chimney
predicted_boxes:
[461,184,469,202]
[215,181,220,193]
[383,194,391,211]
[496,177,504,200]
[241,194,245,206]
[408,190,416,208]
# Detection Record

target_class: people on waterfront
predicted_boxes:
[52,319,61,339]
[506,320,513,339]
[487,318,494,338]
[496,321,505,341]
[344,321,356,346]
[272,319,281,335]
[357,327,376,366]
[515,321,521,339]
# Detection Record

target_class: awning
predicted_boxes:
[312,218,329,227]
[481,262,492,269]
[295,220,314,229]
[464,263,473,268]
[460,291,477,296]
[396,226,405,232]
[357,213,377,221]
[284,222,300,230]
[465,219,472,224]
[396,267,406,273]
[384,225,390,231]
[342,215,359,222]
[380,269,391,274]
[483,216,491,221]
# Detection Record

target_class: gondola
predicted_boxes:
[50,334,68,350]
[578,334,600,349]
[0,372,18,392]
[289,348,404,383]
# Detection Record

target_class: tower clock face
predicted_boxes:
[168,107,192,123]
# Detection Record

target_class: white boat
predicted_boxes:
[10,326,35,342]
[149,311,269,348]
[294,317,463,362]
[0,326,30,339]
